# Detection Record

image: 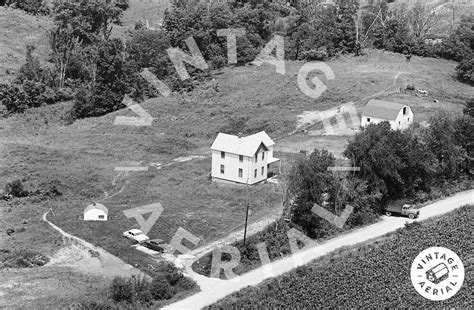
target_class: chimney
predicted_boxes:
[238,132,243,139]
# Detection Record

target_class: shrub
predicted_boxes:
[110,277,134,303]
[0,84,29,113]
[176,276,197,291]
[2,0,50,15]
[150,275,172,300]
[69,300,113,310]
[456,56,474,85]
[4,179,29,198]
[299,48,328,61]
[165,268,183,286]
[0,249,49,268]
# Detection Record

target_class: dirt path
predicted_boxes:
[164,189,474,310]
[42,211,148,280]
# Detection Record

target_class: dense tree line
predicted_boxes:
[0,0,472,117]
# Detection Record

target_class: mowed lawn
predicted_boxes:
[1,50,471,271]
[49,156,281,251]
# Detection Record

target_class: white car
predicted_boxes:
[123,229,149,243]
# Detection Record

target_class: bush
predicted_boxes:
[299,48,328,61]
[456,56,474,85]
[0,249,49,269]
[0,84,29,113]
[0,80,52,114]
[176,276,197,291]
[69,300,113,310]
[2,0,50,15]
[150,275,172,300]
[110,277,134,303]
[4,179,29,198]
[164,268,183,286]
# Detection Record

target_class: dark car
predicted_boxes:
[143,240,165,253]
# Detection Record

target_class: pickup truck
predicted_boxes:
[385,204,420,219]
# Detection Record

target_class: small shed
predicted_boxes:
[83,203,108,221]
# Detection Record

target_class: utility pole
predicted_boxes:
[243,177,250,245]
[243,201,250,246]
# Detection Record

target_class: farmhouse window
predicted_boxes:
[255,153,258,162]
[221,151,225,159]
[98,215,104,219]
[262,152,265,160]
[367,118,370,122]
[261,167,264,176]
[254,169,257,178]
[238,168,243,178]
[403,107,407,115]
[239,155,243,162]
[220,165,225,174]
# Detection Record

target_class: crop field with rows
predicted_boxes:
[208,205,473,308]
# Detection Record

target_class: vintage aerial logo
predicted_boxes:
[411,247,465,301]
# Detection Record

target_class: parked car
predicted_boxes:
[143,240,165,253]
[385,204,420,219]
[123,229,149,243]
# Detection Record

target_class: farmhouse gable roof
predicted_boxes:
[211,131,275,157]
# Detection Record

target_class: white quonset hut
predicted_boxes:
[210,131,280,185]
[361,99,414,130]
[83,203,108,221]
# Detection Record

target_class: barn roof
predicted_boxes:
[84,203,108,215]
[362,100,408,120]
[211,131,275,157]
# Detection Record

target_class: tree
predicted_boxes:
[422,112,468,180]
[16,45,45,84]
[48,25,82,88]
[407,3,442,39]
[52,0,126,45]
[70,38,145,119]
[287,149,337,238]
[344,122,406,198]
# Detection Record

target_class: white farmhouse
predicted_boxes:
[210,131,280,185]
[361,99,414,130]
[83,203,108,221]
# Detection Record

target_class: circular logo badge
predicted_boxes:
[411,247,465,301]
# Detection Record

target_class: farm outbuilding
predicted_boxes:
[83,203,108,221]
[361,99,414,131]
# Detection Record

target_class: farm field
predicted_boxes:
[208,205,473,309]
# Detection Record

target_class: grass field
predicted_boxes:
[208,205,473,309]
[0,8,51,84]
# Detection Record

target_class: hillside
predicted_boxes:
[1,50,470,260]
[122,0,171,27]
[0,7,51,84]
